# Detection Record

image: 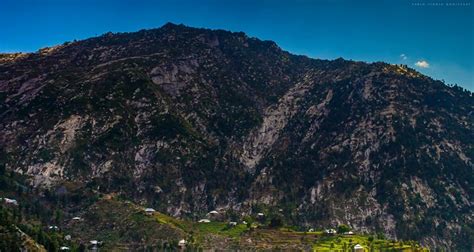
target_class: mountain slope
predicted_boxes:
[0,23,472,249]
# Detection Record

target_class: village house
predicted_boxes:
[144,208,156,215]
[1,198,18,205]
[354,244,364,252]
[178,239,187,248]
[89,240,103,250]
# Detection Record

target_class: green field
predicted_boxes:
[312,234,429,251]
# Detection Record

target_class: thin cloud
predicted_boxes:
[415,60,430,68]
[400,54,407,60]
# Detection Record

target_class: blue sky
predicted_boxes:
[1,0,472,90]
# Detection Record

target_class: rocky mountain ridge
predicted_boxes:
[0,23,472,249]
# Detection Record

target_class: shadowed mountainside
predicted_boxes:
[0,23,472,250]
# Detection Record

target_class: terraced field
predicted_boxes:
[60,196,429,251]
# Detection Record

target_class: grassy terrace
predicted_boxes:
[312,234,429,251]
[195,222,248,237]
[142,199,429,251]
[13,193,425,251]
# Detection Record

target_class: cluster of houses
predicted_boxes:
[48,225,59,231]
[45,215,86,250]
[324,228,337,235]
[143,207,266,226]
[197,210,265,226]
[321,228,363,251]
[3,199,366,251]
[140,207,366,250]
[46,216,85,251]
[1,198,74,250]
[321,228,354,235]
[198,210,219,223]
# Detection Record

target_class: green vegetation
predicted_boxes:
[0,173,77,251]
[195,222,248,238]
[313,234,429,251]
[0,173,429,252]
[337,224,351,234]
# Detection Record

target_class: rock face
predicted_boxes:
[0,23,472,249]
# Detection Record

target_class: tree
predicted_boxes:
[269,215,283,228]
[54,209,62,224]
[376,232,386,239]
[337,224,351,234]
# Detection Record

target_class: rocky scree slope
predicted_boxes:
[0,23,472,249]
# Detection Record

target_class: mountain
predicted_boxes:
[0,23,472,250]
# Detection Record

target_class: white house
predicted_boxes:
[72,217,81,221]
[354,244,364,252]
[257,213,265,217]
[229,221,237,226]
[59,246,70,251]
[344,231,354,235]
[145,208,156,214]
[198,219,211,223]
[1,198,18,205]
[208,210,219,215]
[178,239,187,247]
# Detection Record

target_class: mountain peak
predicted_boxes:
[160,21,184,30]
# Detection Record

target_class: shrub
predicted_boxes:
[337,224,351,234]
